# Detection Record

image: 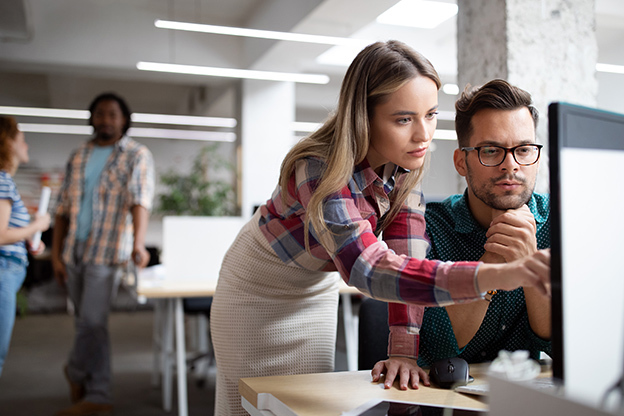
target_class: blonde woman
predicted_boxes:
[210,40,550,416]
[0,116,50,376]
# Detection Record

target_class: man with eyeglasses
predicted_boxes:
[373,79,551,389]
[421,78,550,365]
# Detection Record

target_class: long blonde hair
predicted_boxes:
[279,40,441,251]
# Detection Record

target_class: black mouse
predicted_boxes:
[428,357,470,389]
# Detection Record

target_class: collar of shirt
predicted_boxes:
[88,134,130,151]
[453,190,547,234]
[353,159,407,195]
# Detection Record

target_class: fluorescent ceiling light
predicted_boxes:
[433,129,457,141]
[596,63,624,74]
[18,123,236,142]
[0,106,236,128]
[137,61,330,85]
[129,128,236,142]
[19,123,92,135]
[0,106,88,119]
[155,19,371,47]
[377,0,458,29]
[132,113,236,128]
[316,45,363,67]
[292,121,322,133]
[442,83,459,95]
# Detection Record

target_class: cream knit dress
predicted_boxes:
[211,211,341,416]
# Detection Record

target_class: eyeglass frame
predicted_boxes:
[460,144,544,167]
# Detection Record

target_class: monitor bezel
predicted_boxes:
[548,101,624,383]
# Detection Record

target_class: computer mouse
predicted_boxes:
[428,357,470,389]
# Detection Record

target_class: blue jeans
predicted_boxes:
[0,255,27,377]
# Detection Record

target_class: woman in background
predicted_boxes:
[210,40,550,416]
[0,116,51,377]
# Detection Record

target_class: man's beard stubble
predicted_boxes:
[466,169,535,211]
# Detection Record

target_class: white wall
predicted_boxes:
[240,79,295,218]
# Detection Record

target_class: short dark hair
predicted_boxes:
[88,92,132,134]
[455,79,539,147]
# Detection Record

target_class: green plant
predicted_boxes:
[157,144,236,216]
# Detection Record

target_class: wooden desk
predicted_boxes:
[240,365,490,416]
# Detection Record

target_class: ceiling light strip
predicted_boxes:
[17,123,236,142]
[132,113,237,128]
[376,0,458,29]
[155,19,370,47]
[130,127,236,142]
[0,106,88,119]
[433,129,457,141]
[596,63,624,75]
[137,61,330,84]
[0,106,236,128]
[19,123,92,135]
[291,121,321,133]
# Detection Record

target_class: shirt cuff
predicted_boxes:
[388,325,419,359]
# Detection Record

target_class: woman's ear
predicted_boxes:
[454,148,467,177]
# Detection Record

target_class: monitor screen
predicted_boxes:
[549,102,624,409]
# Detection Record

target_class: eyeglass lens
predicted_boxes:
[479,145,540,166]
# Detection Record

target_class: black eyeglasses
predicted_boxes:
[461,144,543,167]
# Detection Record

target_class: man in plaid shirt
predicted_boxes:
[51,92,154,416]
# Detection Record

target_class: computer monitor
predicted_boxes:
[549,102,624,409]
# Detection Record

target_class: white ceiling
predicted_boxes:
[0,0,623,122]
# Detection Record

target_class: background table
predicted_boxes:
[138,272,362,416]
[137,279,217,416]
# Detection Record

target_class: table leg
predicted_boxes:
[152,299,163,387]
[175,297,189,416]
[341,293,358,371]
[163,299,174,412]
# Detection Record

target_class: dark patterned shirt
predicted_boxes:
[417,190,551,366]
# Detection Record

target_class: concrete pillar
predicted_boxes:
[457,0,598,192]
[240,79,295,218]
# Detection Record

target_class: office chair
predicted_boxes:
[358,298,390,370]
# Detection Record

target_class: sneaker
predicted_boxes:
[54,401,113,416]
[63,365,85,404]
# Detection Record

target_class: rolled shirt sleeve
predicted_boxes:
[296,158,482,310]
[128,146,155,211]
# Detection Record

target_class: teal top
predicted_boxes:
[417,191,552,366]
[76,145,114,241]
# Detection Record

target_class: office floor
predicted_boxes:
[0,305,351,416]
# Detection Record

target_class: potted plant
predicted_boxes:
[157,144,237,216]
